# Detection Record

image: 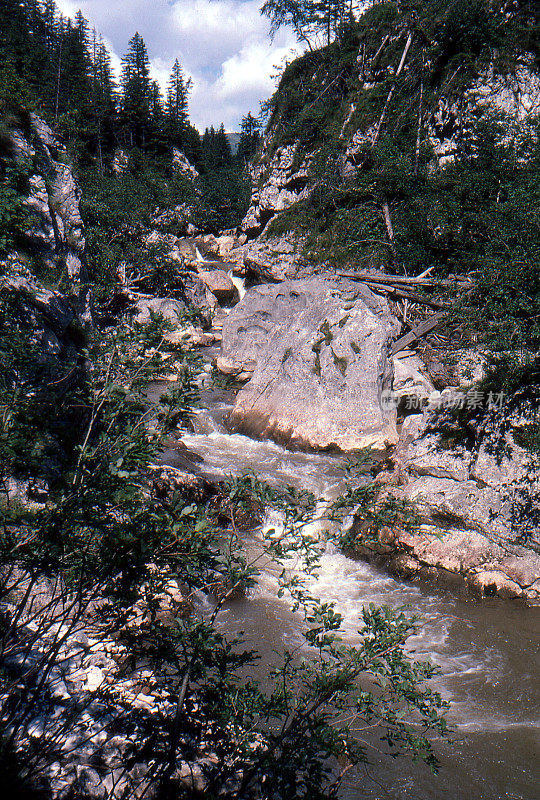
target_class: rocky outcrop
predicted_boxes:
[10,114,86,284]
[428,62,540,167]
[219,277,400,452]
[172,148,199,180]
[241,143,311,237]
[350,401,540,603]
[112,148,129,174]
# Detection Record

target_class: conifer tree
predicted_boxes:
[166,60,191,128]
[216,123,232,165]
[166,58,192,151]
[120,32,151,148]
[59,17,92,113]
[238,112,262,163]
[89,32,116,169]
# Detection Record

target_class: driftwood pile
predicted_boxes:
[337,269,472,355]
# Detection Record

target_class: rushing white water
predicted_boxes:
[157,378,540,799]
[228,271,246,299]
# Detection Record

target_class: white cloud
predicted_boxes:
[55,0,304,131]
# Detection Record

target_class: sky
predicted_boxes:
[56,0,303,132]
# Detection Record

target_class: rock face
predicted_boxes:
[428,62,540,167]
[220,278,400,452]
[352,403,540,602]
[10,114,86,284]
[172,148,199,180]
[241,143,311,237]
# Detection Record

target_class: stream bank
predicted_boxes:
[154,362,540,800]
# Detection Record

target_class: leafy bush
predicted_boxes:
[0,305,450,797]
[0,161,30,257]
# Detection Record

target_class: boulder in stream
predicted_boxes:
[220,278,400,452]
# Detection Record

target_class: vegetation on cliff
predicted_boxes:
[258,1,540,356]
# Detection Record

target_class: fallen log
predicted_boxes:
[391,312,447,355]
[366,283,450,310]
[338,271,471,288]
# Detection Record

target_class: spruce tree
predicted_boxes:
[120,32,151,148]
[238,112,262,163]
[59,17,92,113]
[166,59,192,150]
[215,123,232,166]
[89,32,117,169]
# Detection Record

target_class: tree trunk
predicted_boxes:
[382,198,398,272]
[371,32,414,149]
[414,55,424,176]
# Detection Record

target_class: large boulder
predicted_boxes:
[226,233,308,283]
[219,278,400,452]
[197,269,238,304]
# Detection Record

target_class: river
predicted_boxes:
[153,363,540,800]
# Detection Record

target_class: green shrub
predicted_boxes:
[0,307,450,797]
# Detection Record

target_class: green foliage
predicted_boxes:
[0,297,450,796]
[327,483,421,550]
[0,161,30,256]
[79,162,196,287]
[194,164,251,232]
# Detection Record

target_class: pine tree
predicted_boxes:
[89,32,117,170]
[120,32,151,148]
[60,17,92,113]
[148,80,169,155]
[166,59,192,149]
[238,112,262,163]
[74,9,90,49]
[216,123,232,166]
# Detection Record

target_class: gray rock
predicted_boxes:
[197,269,238,304]
[74,767,106,800]
[112,149,129,174]
[133,297,186,324]
[172,148,199,180]
[10,115,87,285]
[222,278,400,452]
[227,233,306,282]
[360,401,540,601]
[392,352,434,410]
[241,143,311,236]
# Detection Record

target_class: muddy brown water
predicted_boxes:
[149,376,540,800]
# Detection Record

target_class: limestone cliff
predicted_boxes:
[241,3,540,250]
[7,113,86,284]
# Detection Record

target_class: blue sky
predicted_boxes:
[56,0,302,131]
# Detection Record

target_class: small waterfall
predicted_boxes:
[228,271,246,300]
